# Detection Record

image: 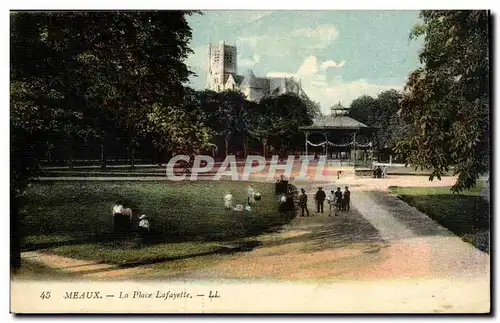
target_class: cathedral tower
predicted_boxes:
[206,41,238,91]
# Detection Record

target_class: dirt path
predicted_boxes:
[180,203,387,281]
[21,251,116,274]
[172,184,490,312]
[351,190,489,280]
[175,182,489,282]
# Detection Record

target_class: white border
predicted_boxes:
[2,2,498,322]
[2,0,499,10]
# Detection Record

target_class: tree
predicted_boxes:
[145,89,212,157]
[348,90,410,151]
[198,90,250,157]
[10,11,200,270]
[374,90,416,152]
[10,12,92,271]
[300,93,322,120]
[11,9,200,173]
[349,95,379,128]
[395,10,490,192]
[247,98,277,157]
[249,93,316,156]
[75,11,200,166]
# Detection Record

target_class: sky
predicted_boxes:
[185,10,424,114]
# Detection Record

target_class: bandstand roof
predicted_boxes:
[302,115,369,130]
[300,101,373,132]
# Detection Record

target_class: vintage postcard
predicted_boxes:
[10,9,491,314]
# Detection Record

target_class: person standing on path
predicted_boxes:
[315,186,326,214]
[299,188,310,217]
[343,186,351,212]
[327,190,336,216]
[334,187,343,213]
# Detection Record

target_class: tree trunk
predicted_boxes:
[100,138,107,170]
[225,136,230,157]
[262,137,267,158]
[243,135,248,158]
[10,188,21,273]
[156,149,162,166]
[68,134,74,170]
[158,149,166,167]
[68,154,74,170]
[131,149,135,168]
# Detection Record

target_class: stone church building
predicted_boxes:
[206,41,307,101]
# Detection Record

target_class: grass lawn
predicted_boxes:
[389,181,490,253]
[20,181,293,265]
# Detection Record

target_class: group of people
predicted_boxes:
[223,184,261,213]
[298,186,351,217]
[275,175,289,195]
[112,204,151,244]
[374,166,388,179]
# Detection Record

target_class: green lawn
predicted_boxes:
[20,181,292,264]
[389,181,490,253]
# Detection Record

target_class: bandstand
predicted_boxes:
[299,102,375,168]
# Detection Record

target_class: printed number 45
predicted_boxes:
[40,291,51,299]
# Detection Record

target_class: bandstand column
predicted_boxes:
[305,131,309,156]
[369,133,374,166]
[323,132,328,160]
[352,132,357,165]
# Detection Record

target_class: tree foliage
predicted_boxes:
[395,10,490,192]
[195,90,316,156]
[11,11,202,176]
[349,90,411,150]
[248,93,316,153]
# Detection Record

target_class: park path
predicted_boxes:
[21,251,116,274]
[181,180,489,282]
[349,189,489,281]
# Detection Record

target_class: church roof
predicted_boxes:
[233,75,245,85]
[224,74,245,86]
[301,114,369,130]
[254,77,270,89]
[241,69,271,89]
[240,69,256,87]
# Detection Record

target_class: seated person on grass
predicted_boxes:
[112,203,133,237]
[137,214,151,245]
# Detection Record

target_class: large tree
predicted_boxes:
[395,10,490,192]
[10,10,200,270]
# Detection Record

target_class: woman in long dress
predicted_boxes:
[247,184,255,205]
